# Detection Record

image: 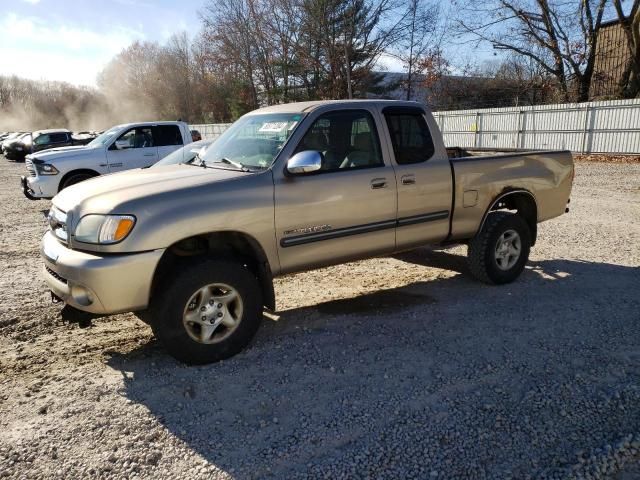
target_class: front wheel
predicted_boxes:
[59,173,95,191]
[467,212,531,284]
[149,259,263,364]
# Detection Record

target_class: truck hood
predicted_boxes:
[53,164,253,213]
[29,145,96,161]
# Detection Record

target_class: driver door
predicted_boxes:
[274,109,397,273]
[106,127,158,172]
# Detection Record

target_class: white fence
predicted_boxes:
[191,98,640,154]
[433,98,640,154]
[189,123,230,141]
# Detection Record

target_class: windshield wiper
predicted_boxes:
[216,157,249,171]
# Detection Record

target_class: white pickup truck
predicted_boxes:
[21,121,191,200]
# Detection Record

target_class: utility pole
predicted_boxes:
[406,0,417,101]
[344,5,353,99]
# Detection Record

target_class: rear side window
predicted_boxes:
[384,109,434,164]
[50,133,69,143]
[154,125,183,146]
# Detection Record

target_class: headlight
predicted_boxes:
[74,214,136,244]
[35,163,59,175]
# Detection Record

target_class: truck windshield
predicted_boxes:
[200,113,303,170]
[87,127,120,147]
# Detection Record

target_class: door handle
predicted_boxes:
[401,174,416,185]
[144,153,155,157]
[370,178,387,189]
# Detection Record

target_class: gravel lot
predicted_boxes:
[0,158,639,480]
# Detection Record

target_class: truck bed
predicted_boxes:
[448,150,574,240]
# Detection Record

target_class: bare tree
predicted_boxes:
[386,0,441,100]
[455,0,609,102]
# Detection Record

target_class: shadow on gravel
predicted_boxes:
[106,254,640,478]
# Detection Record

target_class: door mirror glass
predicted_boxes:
[286,150,322,175]
[115,139,131,150]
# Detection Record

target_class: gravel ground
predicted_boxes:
[0,158,639,480]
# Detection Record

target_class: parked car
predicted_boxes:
[21,121,191,200]
[190,129,202,142]
[71,131,99,146]
[6,129,81,161]
[1,132,28,155]
[2,132,32,158]
[40,100,574,364]
[152,139,215,167]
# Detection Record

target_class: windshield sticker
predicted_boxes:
[259,122,289,133]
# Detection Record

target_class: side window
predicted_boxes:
[115,127,154,149]
[295,110,383,172]
[34,134,50,146]
[154,125,183,146]
[384,110,435,165]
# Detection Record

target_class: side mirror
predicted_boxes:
[115,139,131,150]
[286,150,322,175]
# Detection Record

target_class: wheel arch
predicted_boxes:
[478,189,538,245]
[149,230,276,311]
[58,169,100,192]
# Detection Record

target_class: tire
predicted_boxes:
[467,212,531,285]
[133,310,152,325]
[59,173,94,191]
[149,259,263,365]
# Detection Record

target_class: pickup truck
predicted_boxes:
[22,121,191,200]
[39,100,574,364]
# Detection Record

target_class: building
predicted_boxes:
[591,13,636,99]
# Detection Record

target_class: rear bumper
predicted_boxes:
[41,231,165,314]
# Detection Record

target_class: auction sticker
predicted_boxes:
[259,122,289,133]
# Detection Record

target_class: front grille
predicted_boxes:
[45,266,67,284]
[25,159,36,177]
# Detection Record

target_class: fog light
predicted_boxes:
[71,285,94,306]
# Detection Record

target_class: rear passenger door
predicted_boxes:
[106,127,158,172]
[382,107,452,249]
[154,125,185,160]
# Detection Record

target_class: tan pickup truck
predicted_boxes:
[41,100,574,364]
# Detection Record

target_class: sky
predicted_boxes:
[0,0,203,86]
[0,0,497,88]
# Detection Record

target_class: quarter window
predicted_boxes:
[384,110,435,164]
[295,110,383,172]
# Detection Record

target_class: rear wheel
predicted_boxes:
[149,259,263,364]
[59,172,95,191]
[467,212,531,284]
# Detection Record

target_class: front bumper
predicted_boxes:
[21,174,58,200]
[21,176,39,200]
[41,231,165,314]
